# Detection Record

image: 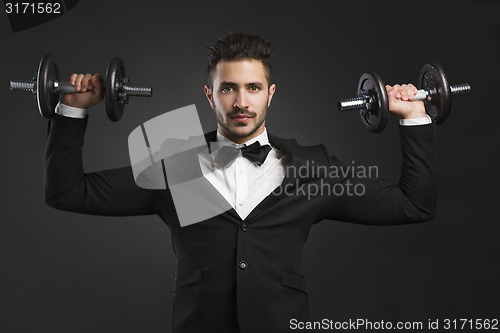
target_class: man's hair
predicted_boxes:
[206,32,273,88]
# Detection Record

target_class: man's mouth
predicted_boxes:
[231,114,253,122]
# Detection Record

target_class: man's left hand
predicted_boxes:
[386,84,426,119]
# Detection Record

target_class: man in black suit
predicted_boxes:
[45,33,437,332]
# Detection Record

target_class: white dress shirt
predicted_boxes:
[55,102,431,220]
[198,129,289,220]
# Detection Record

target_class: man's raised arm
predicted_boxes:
[44,73,156,216]
[320,83,438,225]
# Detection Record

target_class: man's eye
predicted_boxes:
[221,87,234,93]
[249,86,259,92]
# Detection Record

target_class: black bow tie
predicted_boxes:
[214,141,272,167]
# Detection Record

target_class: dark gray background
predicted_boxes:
[1,1,499,332]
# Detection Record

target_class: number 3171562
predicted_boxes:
[5,2,62,14]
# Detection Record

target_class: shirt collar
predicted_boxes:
[215,128,270,148]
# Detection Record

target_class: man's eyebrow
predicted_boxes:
[246,82,264,88]
[218,81,265,88]
[219,81,238,87]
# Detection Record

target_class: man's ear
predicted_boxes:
[267,83,276,107]
[204,85,215,109]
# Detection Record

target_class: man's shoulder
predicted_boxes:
[267,132,331,164]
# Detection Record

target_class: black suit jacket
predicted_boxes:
[45,114,438,333]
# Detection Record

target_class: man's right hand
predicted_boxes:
[61,73,104,109]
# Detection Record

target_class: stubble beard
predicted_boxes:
[215,103,268,139]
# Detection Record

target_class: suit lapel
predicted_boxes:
[167,131,241,223]
[243,133,308,222]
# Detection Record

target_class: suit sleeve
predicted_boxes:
[44,114,156,216]
[320,123,438,225]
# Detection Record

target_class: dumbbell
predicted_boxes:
[9,54,153,121]
[337,63,471,133]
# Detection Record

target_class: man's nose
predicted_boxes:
[233,90,249,109]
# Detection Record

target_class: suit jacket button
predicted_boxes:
[239,261,248,270]
[241,223,248,232]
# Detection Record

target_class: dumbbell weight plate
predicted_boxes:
[37,54,59,119]
[418,63,451,125]
[105,57,126,122]
[358,72,389,133]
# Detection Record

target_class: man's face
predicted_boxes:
[205,59,276,144]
